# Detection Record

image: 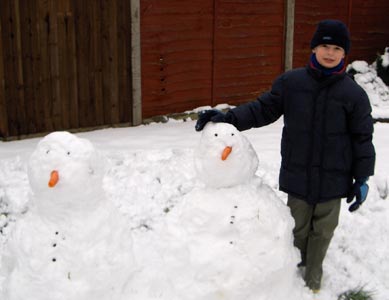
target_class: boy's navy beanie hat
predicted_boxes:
[310,19,350,54]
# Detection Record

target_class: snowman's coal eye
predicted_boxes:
[231,133,235,136]
[214,133,218,137]
[46,150,50,154]
[67,151,71,155]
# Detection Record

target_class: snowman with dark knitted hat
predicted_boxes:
[164,122,309,300]
[0,132,135,300]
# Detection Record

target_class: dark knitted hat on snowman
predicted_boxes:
[310,19,350,54]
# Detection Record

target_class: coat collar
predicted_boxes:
[306,64,346,88]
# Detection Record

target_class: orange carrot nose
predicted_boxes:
[48,170,59,188]
[221,146,232,161]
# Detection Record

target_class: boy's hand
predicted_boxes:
[195,109,226,131]
[346,178,369,212]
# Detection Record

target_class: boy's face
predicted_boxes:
[312,44,345,68]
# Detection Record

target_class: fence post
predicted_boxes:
[284,0,295,71]
[131,0,142,125]
[0,16,8,139]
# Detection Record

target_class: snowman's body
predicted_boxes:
[163,123,307,300]
[168,181,304,300]
[0,132,135,300]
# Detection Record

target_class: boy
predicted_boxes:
[195,19,375,292]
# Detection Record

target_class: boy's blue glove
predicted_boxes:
[346,178,369,212]
[195,109,227,131]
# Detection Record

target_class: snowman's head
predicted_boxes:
[194,122,259,188]
[28,132,106,213]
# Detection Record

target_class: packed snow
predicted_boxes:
[0,56,389,299]
[347,49,389,119]
[1,132,135,300]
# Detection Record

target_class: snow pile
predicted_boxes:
[0,157,30,251]
[103,148,196,230]
[347,50,389,119]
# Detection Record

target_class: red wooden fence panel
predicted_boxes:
[141,0,286,118]
[293,0,350,68]
[213,0,285,106]
[349,0,389,63]
[140,0,214,118]
[293,0,389,67]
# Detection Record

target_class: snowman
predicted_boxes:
[0,132,135,300]
[161,122,309,300]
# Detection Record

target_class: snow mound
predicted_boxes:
[347,49,389,119]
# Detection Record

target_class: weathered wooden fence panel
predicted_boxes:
[0,0,133,140]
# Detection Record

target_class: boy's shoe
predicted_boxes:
[306,278,321,294]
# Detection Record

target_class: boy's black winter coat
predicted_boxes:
[226,66,375,204]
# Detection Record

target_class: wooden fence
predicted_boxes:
[0,0,133,140]
[1,0,389,140]
[141,0,389,119]
[293,0,389,67]
[140,0,285,118]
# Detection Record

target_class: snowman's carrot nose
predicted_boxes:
[48,170,59,188]
[221,146,232,161]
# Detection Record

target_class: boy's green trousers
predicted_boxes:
[287,195,341,290]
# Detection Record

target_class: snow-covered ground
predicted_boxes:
[1,116,389,299]
[1,53,389,299]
